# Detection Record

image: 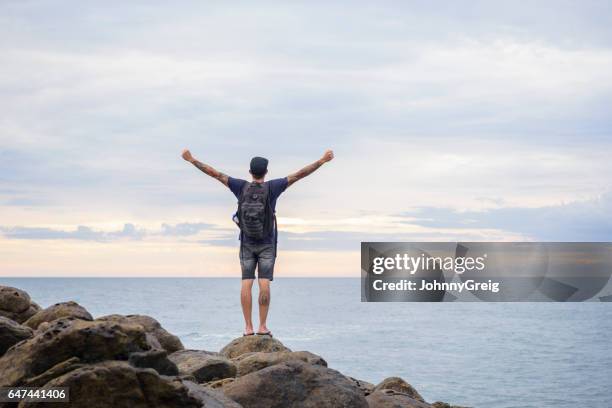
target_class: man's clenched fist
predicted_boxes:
[182,149,194,162]
[321,150,334,163]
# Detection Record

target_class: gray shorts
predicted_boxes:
[240,243,276,281]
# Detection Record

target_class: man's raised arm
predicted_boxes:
[181,149,229,187]
[287,149,334,187]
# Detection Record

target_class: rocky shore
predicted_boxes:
[0,285,468,408]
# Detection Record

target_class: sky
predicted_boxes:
[1,1,611,277]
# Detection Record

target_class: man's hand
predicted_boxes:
[321,149,334,163]
[287,149,334,187]
[181,149,194,163]
[182,149,229,186]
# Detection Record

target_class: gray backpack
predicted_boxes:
[237,182,274,240]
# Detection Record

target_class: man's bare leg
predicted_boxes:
[257,278,271,334]
[240,279,255,335]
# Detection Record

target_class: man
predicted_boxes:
[181,148,334,336]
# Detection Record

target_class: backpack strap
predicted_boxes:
[237,182,251,246]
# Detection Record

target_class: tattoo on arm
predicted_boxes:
[192,160,229,186]
[287,159,324,186]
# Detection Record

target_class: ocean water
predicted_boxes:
[2,278,611,408]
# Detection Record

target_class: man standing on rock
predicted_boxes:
[182,148,334,336]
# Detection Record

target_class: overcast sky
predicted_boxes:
[1,1,611,276]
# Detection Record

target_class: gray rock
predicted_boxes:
[169,349,236,383]
[222,360,368,408]
[0,316,33,356]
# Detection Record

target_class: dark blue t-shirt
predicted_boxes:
[228,177,289,244]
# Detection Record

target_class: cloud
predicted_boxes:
[0,222,215,241]
[0,223,144,241]
[401,192,612,241]
[1,0,611,254]
[161,222,213,236]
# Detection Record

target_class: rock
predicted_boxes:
[367,389,433,408]
[169,349,236,383]
[0,286,31,313]
[23,357,85,387]
[206,377,236,389]
[128,349,178,376]
[235,350,326,376]
[182,380,243,408]
[0,316,33,355]
[431,403,471,408]
[0,286,40,323]
[222,360,368,408]
[374,377,425,402]
[0,318,150,387]
[220,335,290,359]
[19,361,202,408]
[24,301,93,329]
[97,314,184,353]
[348,376,375,396]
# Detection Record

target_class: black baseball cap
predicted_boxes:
[250,156,268,177]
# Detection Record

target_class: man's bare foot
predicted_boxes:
[244,326,254,336]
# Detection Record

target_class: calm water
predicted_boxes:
[2,278,611,408]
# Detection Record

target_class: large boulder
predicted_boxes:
[222,360,368,408]
[0,318,150,387]
[97,314,183,353]
[220,335,290,359]
[0,316,33,356]
[169,349,236,383]
[24,301,93,329]
[0,286,40,323]
[367,389,433,408]
[235,350,326,376]
[374,377,425,402]
[19,361,202,408]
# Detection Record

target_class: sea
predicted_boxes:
[2,278,611,408]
